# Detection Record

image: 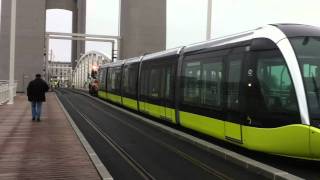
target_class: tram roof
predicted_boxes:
[184,30,255,54]
[100,24,320,68]
[272,23,320,38]
[184,24,320,54]
[99,61,122,69]
[142,47,183,61]
[124,57,141,64]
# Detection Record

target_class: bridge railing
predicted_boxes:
[0,81,17,105]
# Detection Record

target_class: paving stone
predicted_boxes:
[0,93,101,180]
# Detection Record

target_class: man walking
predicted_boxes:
[27,74,49,122]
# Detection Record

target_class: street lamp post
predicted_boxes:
[8,0,17,104]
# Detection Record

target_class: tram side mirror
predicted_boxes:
[250,38,278,51]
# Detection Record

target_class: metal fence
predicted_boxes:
[0,81,17,105]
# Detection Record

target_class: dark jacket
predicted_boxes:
[27,78,49,102]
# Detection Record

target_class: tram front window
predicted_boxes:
[249,49,300,127]
[291,36,320,127]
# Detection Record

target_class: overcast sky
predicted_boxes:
[45,0,320,62]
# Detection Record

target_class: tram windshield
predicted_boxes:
[290,36,320,127]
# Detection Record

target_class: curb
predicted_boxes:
[55,92,113,180]
[74,89,303,180]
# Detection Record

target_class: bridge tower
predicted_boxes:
[0,0,86,92]
[0,0,166,92]
[119,0,166,59]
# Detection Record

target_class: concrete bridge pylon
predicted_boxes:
[0,0,166,92]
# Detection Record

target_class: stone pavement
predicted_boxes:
[0,93,101,180]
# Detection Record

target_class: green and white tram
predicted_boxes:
[97,24,320,160]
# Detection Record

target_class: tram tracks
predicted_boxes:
[56,89,267,180]
[59,91,155,180]
[72,92,232,180]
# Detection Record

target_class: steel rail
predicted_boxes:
[59,91,155,180]
[67,89,232,180]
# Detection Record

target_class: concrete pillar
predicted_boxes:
[0,0,46,92]
[0,0,166,91]
[0,0,86,92]
[0,0,11,82]
[120,0,166,59]
[77,0,86,66]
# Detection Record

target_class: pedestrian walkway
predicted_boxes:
[0,93,101,180]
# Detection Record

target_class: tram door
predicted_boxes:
[224,52,245,143]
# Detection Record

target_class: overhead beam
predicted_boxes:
[46,32,121,40]
[44,32,118,81]
[49,36,116,43]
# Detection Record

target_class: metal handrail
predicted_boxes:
[0,81,17,105]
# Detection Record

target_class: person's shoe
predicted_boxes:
[37,118,40,122]
[32,117,35,121]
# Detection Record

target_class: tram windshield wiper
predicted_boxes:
[302,37,309,45]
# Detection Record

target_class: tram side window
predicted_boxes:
[164,66,175,101]
[165,67,171,99]
[182,58,223,108]
[103,69,108,90]
[227,59,242,111]
[148,67,161,98]
[183,61,201,105]
[115,67,122,93]
[140,66,150,98]
[122,64,138,97]
[202,62,223,107]
[107,67,122,94]
[128,64,138,96]
[302,64,320,113]
[122,67,129,93]
[99,69,107,91]
[106,68,112,92]
[111,69,117,92]
[111,69,116,91]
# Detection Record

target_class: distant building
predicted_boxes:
[48,61,72,87]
